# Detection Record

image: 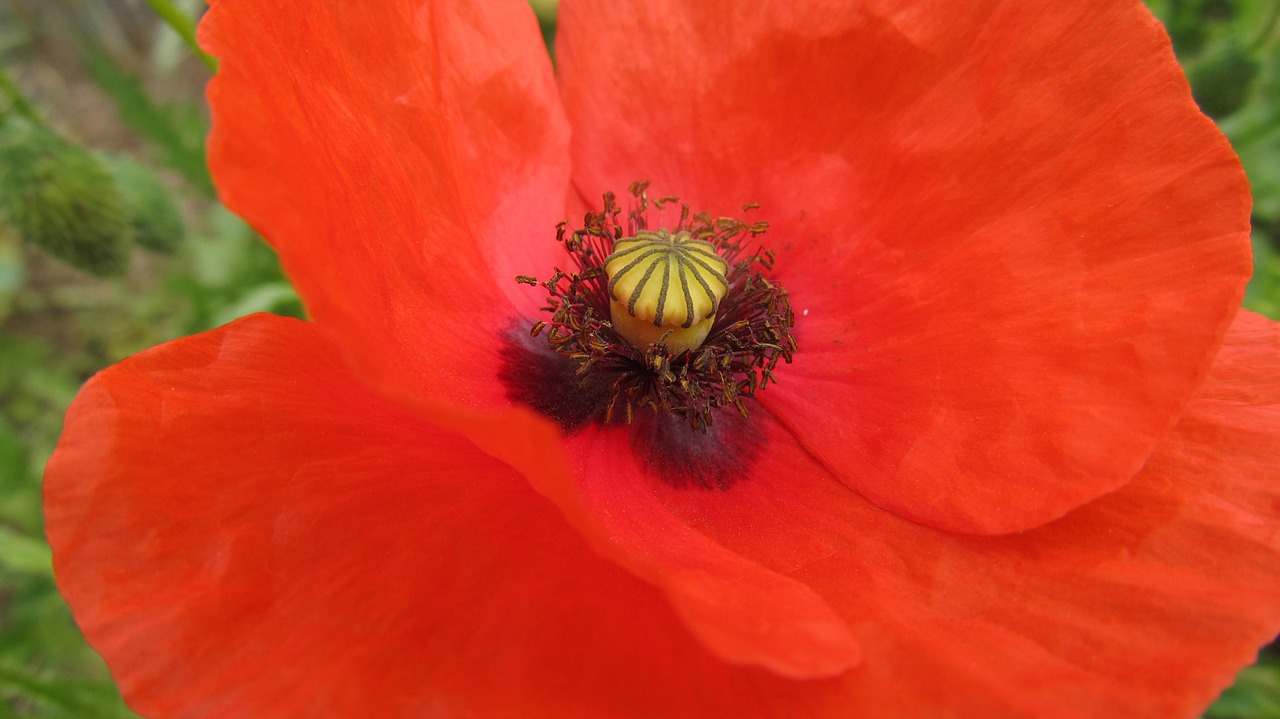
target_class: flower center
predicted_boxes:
[513,181,795,433]
[604,228,729,355]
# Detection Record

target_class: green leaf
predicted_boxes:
[0,226,24,323]
[0,526,52,576]
[1206,657,1280,718]
[1245,230,1280,318]
[0,663,138,719]
[212,281,302,327]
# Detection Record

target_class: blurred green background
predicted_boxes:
[0,0,1277,717]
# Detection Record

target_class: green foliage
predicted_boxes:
[0,9,297,713]
[1207,658,1280,718]
[0,229,23,323]
[83,52,213,195]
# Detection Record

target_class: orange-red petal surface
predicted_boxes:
[202,0,569,410]
[49,311,1279,718]
[622,310,1280,717]
[47,0,1280,716]
[550,424,861,679]
[558,0,1253,533]
[42,315,851,717]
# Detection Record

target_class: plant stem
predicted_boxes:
[0,63,40,123]
[142,0,218,72]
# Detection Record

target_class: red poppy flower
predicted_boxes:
[44,0,1280,717]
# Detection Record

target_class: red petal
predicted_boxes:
[201,0,568,410]
[628,310,1280,717]
[41,316,813,717]
[551,425,861,678]
[42,314,1280,717]
[558,0,1251,532]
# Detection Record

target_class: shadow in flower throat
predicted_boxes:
[499,324,764,491]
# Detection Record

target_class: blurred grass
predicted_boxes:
[0,1,1277,717]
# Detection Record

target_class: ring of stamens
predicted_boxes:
[516,181,796,432]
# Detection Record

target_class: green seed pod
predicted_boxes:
[103,154,184,254]
[0,119,132,276]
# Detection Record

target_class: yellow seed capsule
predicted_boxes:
[604,228,730,355]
